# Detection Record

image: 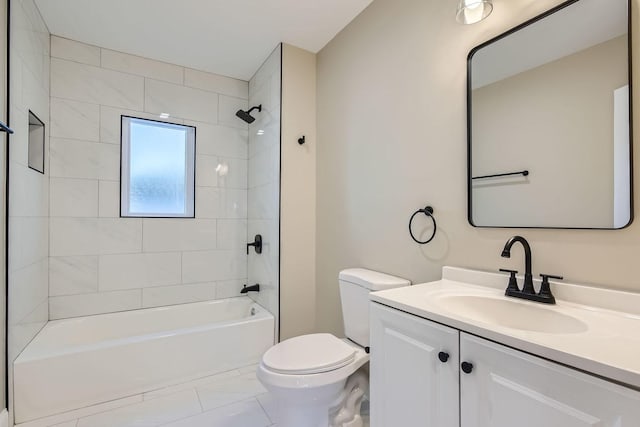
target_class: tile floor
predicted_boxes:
[24,364,370,427]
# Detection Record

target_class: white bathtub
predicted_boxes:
[14,297,274,424]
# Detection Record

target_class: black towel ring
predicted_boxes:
[409,206,437,245]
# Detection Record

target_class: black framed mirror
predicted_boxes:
[467,0,632,229]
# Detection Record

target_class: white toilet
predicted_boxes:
[257,268,410,427]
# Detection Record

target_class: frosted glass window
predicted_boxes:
[121,116,195,217]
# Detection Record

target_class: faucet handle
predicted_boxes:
[538,274,562,304]
[499,269,519,292]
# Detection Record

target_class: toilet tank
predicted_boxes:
[339,268,410,347]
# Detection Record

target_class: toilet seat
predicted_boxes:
[257,336,369,391]
[262,333,356,375]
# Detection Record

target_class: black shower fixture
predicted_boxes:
[235,105,262,124]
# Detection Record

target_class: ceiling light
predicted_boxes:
[456,0,493,25]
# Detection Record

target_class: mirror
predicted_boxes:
[468,0,631,229]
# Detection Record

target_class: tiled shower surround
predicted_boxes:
[48,36,253,319]
[9,0,51,365]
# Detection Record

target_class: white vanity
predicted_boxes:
[369,267,640,427]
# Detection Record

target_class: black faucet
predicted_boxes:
[241,284,260,294]
[501,236,535,294]
[500,236,561,304]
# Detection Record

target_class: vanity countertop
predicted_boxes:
[370,266,640,389]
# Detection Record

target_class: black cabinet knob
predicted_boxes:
[438,351,450,363]
[461,361,474,374]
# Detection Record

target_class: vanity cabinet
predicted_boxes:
[370,303,459,427]
[460,333,640,427]
[370,302,640,427]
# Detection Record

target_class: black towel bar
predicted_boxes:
[472,170,528,180]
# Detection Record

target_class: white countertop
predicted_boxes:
[370,266,640,389]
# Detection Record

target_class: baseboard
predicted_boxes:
[0,409,8,427]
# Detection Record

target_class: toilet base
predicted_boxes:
[263,368,369,427]
[273,380,346,427]
[330,369,368,427]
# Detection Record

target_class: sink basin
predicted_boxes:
[436,295,588,334]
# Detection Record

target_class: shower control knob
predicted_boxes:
[438,352,450,363]
[461,361,474,374]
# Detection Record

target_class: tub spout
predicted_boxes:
[241,284,260,294]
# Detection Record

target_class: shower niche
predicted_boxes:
[27,111,44,174]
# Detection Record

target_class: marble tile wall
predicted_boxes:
[8,0,50,420]
[247,45,281,338]
[48,36,251,319]
[8,0,50,373]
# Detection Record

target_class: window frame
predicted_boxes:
[120,115,196,218]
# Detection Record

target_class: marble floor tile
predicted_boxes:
[76,390,201,427]
[161,399,271,427]
[144,369,242,401]
[15,395,143,427]
[196,371,267,411]
[238,364,259,375]
[25,364,371,427]
[256,393,277,424]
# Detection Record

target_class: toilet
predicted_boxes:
[257,268,410,427]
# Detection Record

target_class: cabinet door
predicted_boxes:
[370,303,459,427]
[460,333,640,427]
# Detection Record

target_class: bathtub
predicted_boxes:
[13,297,274,424]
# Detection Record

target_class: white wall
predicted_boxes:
[280,44,317,340]
[247,45,281,335]
[48,36,250,319]
[8,0,50,419]
[316,0,640,336]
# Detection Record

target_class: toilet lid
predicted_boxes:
[262,333,356,375]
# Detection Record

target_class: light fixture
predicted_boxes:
[456,0,493,25]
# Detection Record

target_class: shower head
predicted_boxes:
[235,105,262,124]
